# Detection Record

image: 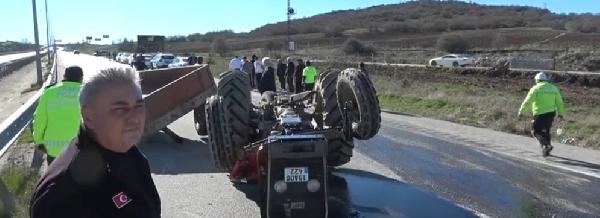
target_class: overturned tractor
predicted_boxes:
[197,67,380,217]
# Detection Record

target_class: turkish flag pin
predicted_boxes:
[112,192,132,209]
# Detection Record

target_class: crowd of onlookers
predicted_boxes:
[229,54,318,94]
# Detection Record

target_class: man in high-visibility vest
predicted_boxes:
[33,66,83,164]
[302,60,317,91]
[518,72,565,157]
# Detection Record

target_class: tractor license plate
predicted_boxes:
[284,167,309,182]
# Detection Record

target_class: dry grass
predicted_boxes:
[0,126,39,218]
[371,73,600,148]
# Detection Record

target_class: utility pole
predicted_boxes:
[32,0,43,86]
[286,0,295,52]
[45,0,50,61]
[287,0,291,52]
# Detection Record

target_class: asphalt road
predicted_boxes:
[0,51,36,64]
[54,51,600,217]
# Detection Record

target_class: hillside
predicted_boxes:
[161,1,600,54]
[0,41,36,54]
[250,1,600,36]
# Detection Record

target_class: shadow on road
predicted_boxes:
[231,167,477,218]
[139,132,219,175]
[549,155,600,172]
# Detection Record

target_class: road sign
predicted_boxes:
[86,36,92,40]
[103,35,109,38]
[94,38,101,41]
[137,35,165,52]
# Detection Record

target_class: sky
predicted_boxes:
[1,0,599,44]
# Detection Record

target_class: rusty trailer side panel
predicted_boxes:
[140,65,216,137]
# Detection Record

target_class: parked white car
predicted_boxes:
[116,52,129,63]
[429,54,474,67]
[150,53,175,69]
[143,53,156,67]
[124,53,135,65]
[168,57,189,68]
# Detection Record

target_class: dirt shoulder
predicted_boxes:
[0,61,44,124]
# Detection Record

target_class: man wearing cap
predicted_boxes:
[518,72,565,157]
[33,66,84,164]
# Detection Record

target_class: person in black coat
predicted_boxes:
[285,57,295,93]
[133,54,147,71]
[259,58,276,94]
[294,59,305,94]
[250,59,257,89]
[276,59,286,91]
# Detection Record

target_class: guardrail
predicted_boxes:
[0,53,57,158]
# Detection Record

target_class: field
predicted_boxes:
[315,62,600,149]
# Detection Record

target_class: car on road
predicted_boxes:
[143,53,156,67]
[116,52,128,63]
[429,54,474,67]
[150,53,175,69]
[94,50,109,57]
[124,53,135,65]
[73,50,80,54]
[167,56,189,68]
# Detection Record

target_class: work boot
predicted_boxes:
[546,145,554,155]
[542,145,553,157]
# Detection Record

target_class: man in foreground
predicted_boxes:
[518,72,565,157]
[30,68,161,218]
[33,66,84,164]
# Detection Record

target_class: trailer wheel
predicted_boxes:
[315,69,343,128]
[194,103,207,135]
[205,95,234,171]
[217,70,252,160]
[336,68,381,140]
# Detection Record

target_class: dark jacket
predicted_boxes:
[276,63,286,78]
[286,62,295,78]
[259,67,276,93]
[294,63,306,93]
[242,61,254,74]
[134,55,146,70]
[29,127,161,218]
[295,63,305,80]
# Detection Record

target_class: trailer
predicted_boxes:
[139,64,216,139]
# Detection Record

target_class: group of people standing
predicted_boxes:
[229,55,317,94]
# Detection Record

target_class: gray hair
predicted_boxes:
[262,57,272,68]
[79,68,140,106]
